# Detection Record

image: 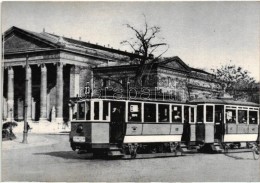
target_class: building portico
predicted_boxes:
[2,26,137,123]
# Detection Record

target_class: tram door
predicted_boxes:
[182,106,190,144]
[214,105,224,142]
[110,102,125,143]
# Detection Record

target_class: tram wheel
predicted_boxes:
[130,151,137,159]
[252,144,259,160]
[222,144,229,154]
[128,144,138,159]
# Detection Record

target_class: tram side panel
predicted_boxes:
[124,123,183,143]
[204,123,215,143]
[91,122,110,147]
[223,106,259,143]
[224,123,258,142]
[195,123,205,144]
[190,124,196,142]
[195,123,216,144]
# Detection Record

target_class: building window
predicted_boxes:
[142,76,146,86]
[168,77,171,87]
[102,79,107,87]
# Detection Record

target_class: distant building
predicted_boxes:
[93,56,222,101]
[2,26,222,123]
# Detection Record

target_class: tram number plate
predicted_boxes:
[73,136,85,142]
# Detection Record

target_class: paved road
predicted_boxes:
[2,134,260,182]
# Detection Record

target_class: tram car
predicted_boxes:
[69,98,196,158]
[188,99,259,152]
[69,97,259,158]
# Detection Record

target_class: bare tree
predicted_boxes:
[121,15,169,86]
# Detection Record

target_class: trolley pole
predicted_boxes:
[22,55,29,144]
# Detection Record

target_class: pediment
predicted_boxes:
[4,27,57,53]
[159,57,190,72]
[4,33,53,53]
[164,60,186,70]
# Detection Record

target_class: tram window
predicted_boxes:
[184,106,189,123]
[159,104,169,122]
[77,102,85,120]
[103,101,109,120]
[191,107,195,123]
[144,103,156,122]
[226,109,236,123]
[85,101,90,120]
[128,102,141,122]
[238,110,247,124]
[215,111,222,122]
[215,106,223,122]
[94,102,100,120]
[197,106,204,122]
[172,105,182,123]
[206,106,213,122]
[249,111,258,124]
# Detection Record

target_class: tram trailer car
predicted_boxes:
[69,98,196,158]
[189,99,259,152]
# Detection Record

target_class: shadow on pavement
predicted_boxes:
[33,151,95,160]
[223,152,255,160]
[33,151,196,161]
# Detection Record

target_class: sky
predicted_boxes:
[2,2,260,81]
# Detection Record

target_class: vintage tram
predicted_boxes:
[69,97,259,158]
[188,99,259,153]
[69,97,196,158]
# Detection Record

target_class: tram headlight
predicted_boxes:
[76,124,83,133]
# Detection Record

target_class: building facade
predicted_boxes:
[93,56,222,101]
[2,26,222,123]
[2,26,140,123]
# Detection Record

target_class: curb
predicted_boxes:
[2,134,55,150]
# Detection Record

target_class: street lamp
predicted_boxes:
[22,55,29,144]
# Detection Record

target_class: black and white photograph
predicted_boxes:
[1,1,260,182]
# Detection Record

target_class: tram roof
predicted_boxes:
[189,98,259,107]
[70,97,188,104]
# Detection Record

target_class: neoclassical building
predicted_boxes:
[2,26,140,123]
[2,26,222,123]
[93,56,222,101]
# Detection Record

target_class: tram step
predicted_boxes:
[179,144,198,153]
[122,152,185,159]
[107,150,124,157]
[109,146,122,151]
[211,144,224,152]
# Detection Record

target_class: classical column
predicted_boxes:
[56,63,63,123]
[70,65,80,97]
[26,65,32,121]
[7,67,14,121]
[39,64,47,121]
